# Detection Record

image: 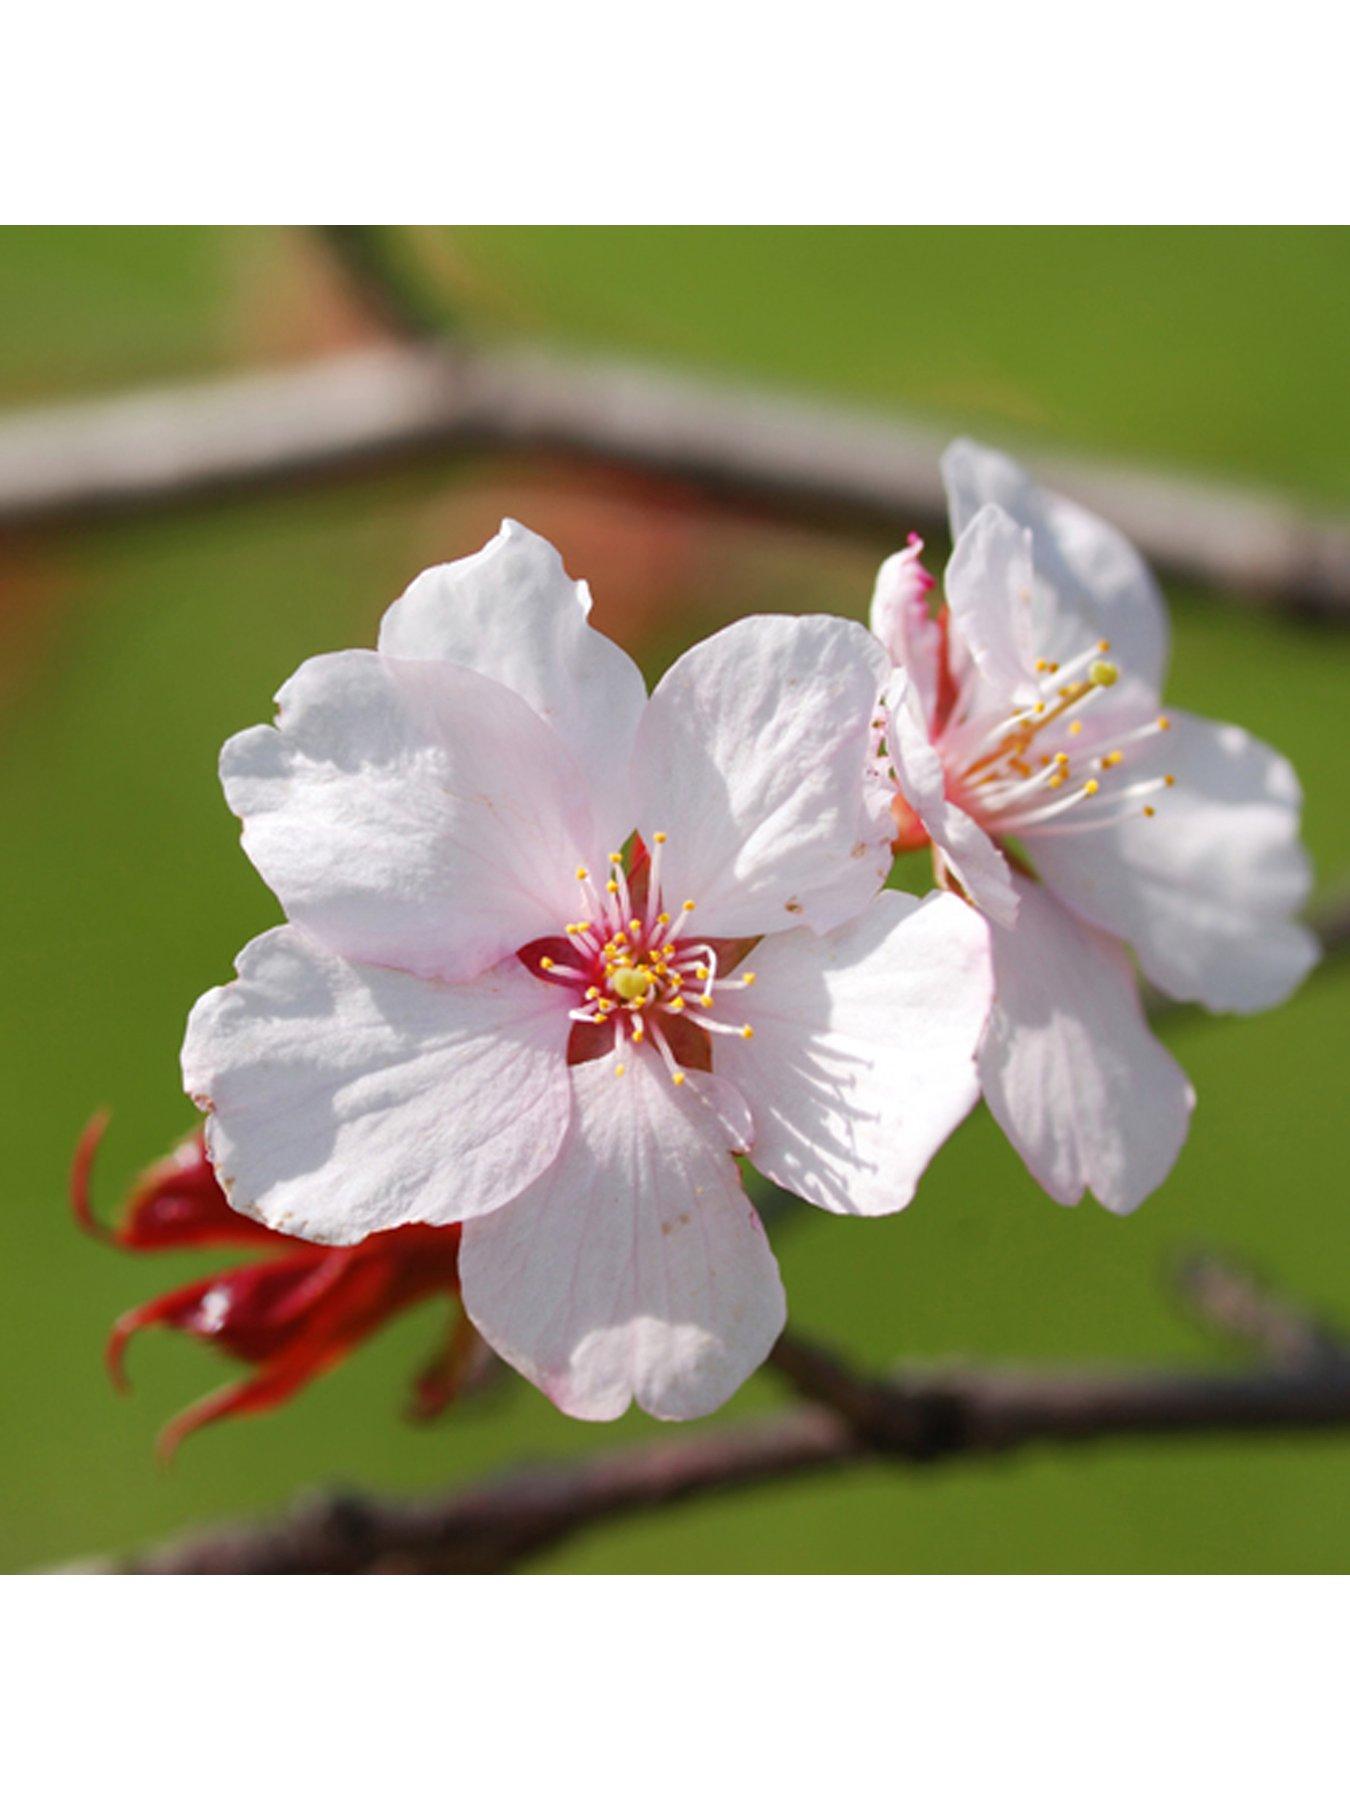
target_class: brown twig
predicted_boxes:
[71,1283,1350,1575]
[311,227,452,342]
[1174,1252,1348,1368]
[1,339,1349,620]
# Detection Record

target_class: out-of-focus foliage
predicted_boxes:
[0,227,1346,1572]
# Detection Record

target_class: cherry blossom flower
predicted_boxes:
[72,1117,469,1459]
[183,522,993,1422]
[872,442,1317,1214]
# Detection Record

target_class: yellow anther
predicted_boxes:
[1035,659,1051,673]
[1164,773,1176,787]
[671,1070,686,1086]
[694,964,709,979]
[606,880,619,894]
[741,971,757,986]
[1102,751,1124,768]
[699,994,714,1009]
[1158,716,1171,731]
[682,899,696,913]
[1097,639,1111,654]
[740,1025,755,1040]
[657,911,671,926]
[539,956,555,971]
[566,922,583,935]
[1083,778,1100,797]
[585,986,600,1001]
[629,919,642,933]
[1089,659,1118,688]
[1048,774,1066,790]
[1054,751,1069,766]
[575,866,589,881]
[1033,701,1047,715]
[669,995,686,1013]
[1068,720,1084,736]
[614,1062,626,1077]
[609,851,624,865]
[653,831,668,844]
[1143,805,1156,818]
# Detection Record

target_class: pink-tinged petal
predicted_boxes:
[714,891,991,1216]
[980,875,1194,1214]
[460,1052,784,1422]
[220,650,596,984]
[1029,710,1317,1013]
[869,536,941,723]
[181,927,573,1245]
[944,504,1042,709]
[943,439,1169,694]
[631,614,892,940]
[378,521,648,851]
[886,672,1019,928]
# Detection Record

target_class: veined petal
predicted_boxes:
[886,672,1019,928]
[980,875,1194,1214]
[181,927,573,1245]
[631,614,892,940]
[1029,710,1318,1013]
[378,521,648,850]
[460,1051,784,1423]
[944,503,1042,709]
[943,439,1169,694]
[714,891,991,1216]
[221,650,596,984]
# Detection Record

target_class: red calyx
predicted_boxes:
[71,1115,471,1461]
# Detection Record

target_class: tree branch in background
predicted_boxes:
[2,339,1349,621]
[1175,1252,1349,1368]
[311,227,456,343]
[68,1259,1350,1575]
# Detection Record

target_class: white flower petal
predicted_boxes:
[378,521,648,849]
[943,438,1170,694]
[886,672,1019,928]
[460,1051,784,1422]
[221,650,595,984]
[713,891,991,1216]
[869,538,942,724]
[181,927,574,1244]
[1029,710,1318,1013]
[631,614,892,939]
[980,876,1194,1214]
[944,504,1042,710]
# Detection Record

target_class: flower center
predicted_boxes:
[528,833,757,1083]
[938,637,1176,841]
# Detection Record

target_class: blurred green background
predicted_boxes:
[1,227,1346,1573]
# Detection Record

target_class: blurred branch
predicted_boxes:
[1174,1252,1348,1368]
[2,340,1349,620]
[72,1273,1350,1574]
[1299,890,1350,964]
[311,227,453,342]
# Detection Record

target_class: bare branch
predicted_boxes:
[310,228,453,343]
[2,341,1348,619]
[71,1322,1350,1574]
[1174,1252,1348,1368]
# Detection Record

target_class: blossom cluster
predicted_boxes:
[84,441,1315,1440]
